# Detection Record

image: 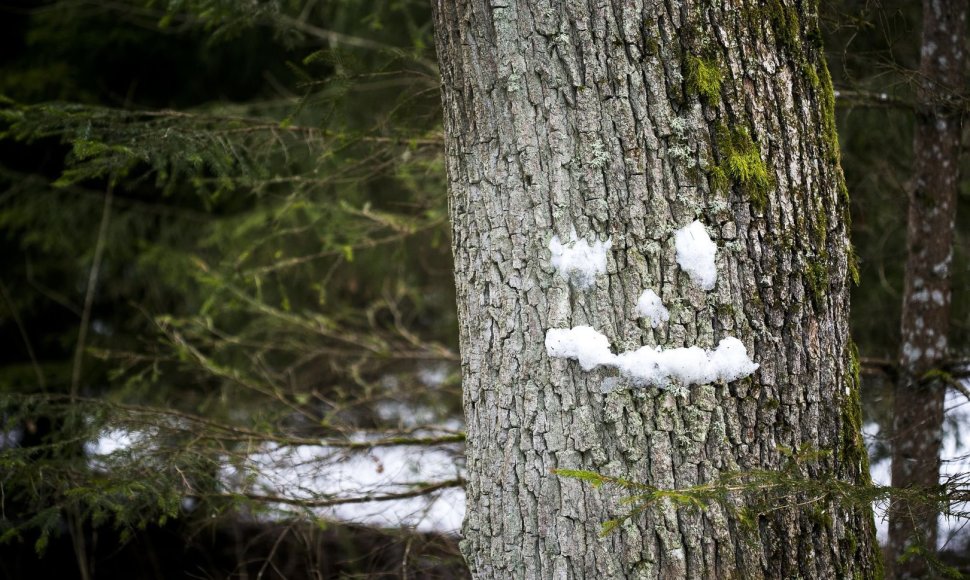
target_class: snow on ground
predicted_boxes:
[87,426,465,533]
[0,428,22,448]
[86,428,134,456]
[864,421,891,545]
[417,364,450,388]
[865,385,970,550]
[82,386,967,542]
[239,439,464,533]
[939,387,970,549]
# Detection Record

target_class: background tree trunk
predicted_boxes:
[432,1,879,578]
[888,0,967,577]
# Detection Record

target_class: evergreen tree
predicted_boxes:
[0,1,467,577]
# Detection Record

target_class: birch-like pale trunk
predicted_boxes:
[432,1,879,577]
[888,0,967,577]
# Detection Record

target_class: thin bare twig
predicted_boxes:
[235,478,465,508]
[834,87,912,110]
[71,184,114,399]
[256,523,291,580]
[18,393,465,449]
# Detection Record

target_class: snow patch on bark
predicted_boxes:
[549,229,611,288]
[636,289,670,327]
[545,326,616,370]
[675,220,717,290]
[545,326,758,388]
[545,219,757,391]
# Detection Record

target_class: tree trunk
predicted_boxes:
[432,1,879,578]
[888,0,967,577]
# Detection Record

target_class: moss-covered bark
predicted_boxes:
[432,1,879,577]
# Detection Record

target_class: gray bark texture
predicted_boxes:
[431,1,880,578]
[889,0,968,577]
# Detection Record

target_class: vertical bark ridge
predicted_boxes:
[433,1,879,577]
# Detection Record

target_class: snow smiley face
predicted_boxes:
[545,220,757,391]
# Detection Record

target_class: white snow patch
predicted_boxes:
[939,388,970,550]
[674,221,718,290]
[615,344,708,386]
[636,289,670,327]
[549,229,611,289]
[375,401,439,428]
[545,326,758,388]
[545,326,617,371]
[0,428,22,448]
[615,337,759,386]
[86,429,134,456]
[865,387,970,550]
[89,424,465,533]
[864,421,891,546]
[418,364,450,388]
[241,441,464,533]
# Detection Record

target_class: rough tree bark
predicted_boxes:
[888,0,967,577]
[432,1,879,578]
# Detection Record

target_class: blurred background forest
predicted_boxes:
[0,0,967,578]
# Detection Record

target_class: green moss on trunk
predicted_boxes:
[685,55,722,102]
[710,124,773,210]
